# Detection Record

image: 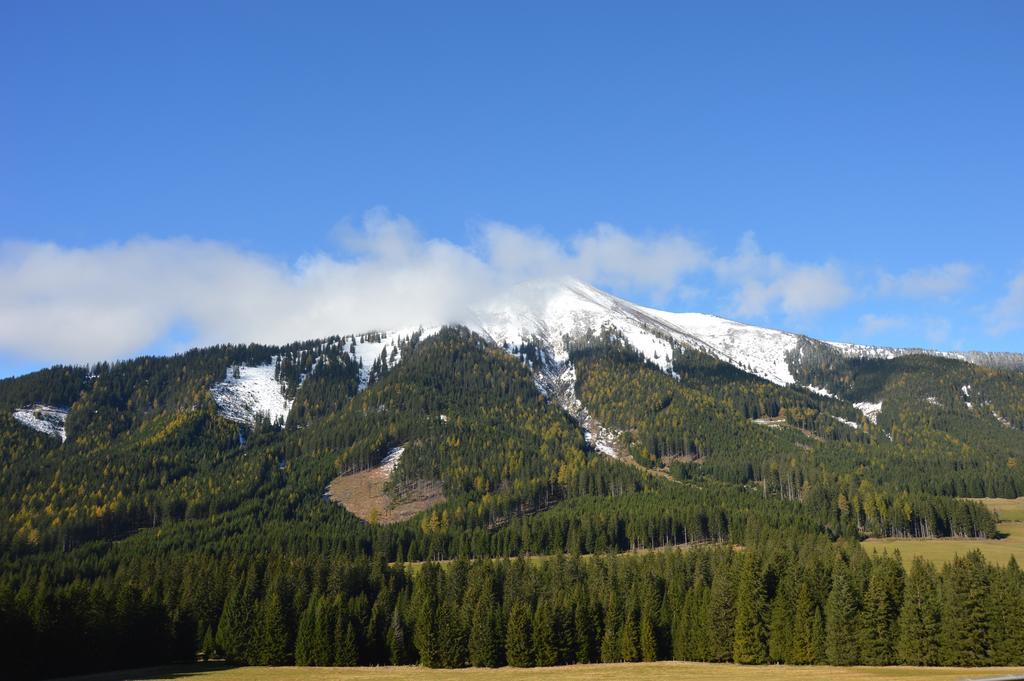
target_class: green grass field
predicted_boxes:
[57,661,1024,681]
[864,497,1024,568]
[967,496,1024,522]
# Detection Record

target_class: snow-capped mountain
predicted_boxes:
[465,278,1023,387]
[194,277,1022,428]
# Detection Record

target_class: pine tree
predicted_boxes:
[215,569,258,663]
[619,607,640,662]
[199,625,216,662]
[600,599,621,663]
[989,557,1024,665]
[294,598,317,665]
[639,610,658,662]
[674,578,706,661]
[767,575,794,664]
[255,589,291,665]
[940,551,991,666]
[366,590,392,664]
[732,553,768,664]
[468,592,500,667]
[388,602,411,665]
[858,555,903,665]
[437,597,468,667]
[705,563,736,662]
[533,600,559,666]
[505,601,533,667]
[789,583,819,664]
[310,596,333,666]
[334,619,359,666]
[825,559,860,665]
[574,599,597,663]
[413,565,441,668]
[671,607,688,661]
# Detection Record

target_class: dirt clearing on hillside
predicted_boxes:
[327,464,444,524]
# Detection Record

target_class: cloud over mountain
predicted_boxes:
[0,209,994,368]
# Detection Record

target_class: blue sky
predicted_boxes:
[2,1,1023,377]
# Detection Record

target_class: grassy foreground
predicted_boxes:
[59,662,1024,681]
[863,498,1024,568]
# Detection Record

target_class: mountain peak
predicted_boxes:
[456,278,1024,387]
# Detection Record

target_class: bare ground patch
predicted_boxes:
[328,468,444,524]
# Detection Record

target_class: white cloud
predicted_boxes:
[714,232,852,317]
[0,227,491,365]
[878,263,973,298]
[0,210,719,366]
[924,317,952,346]
[7,212,974,368]
[478,221,709,297]
[987,272,1024,335]
[859,313,907,337]
[571,223,709,296]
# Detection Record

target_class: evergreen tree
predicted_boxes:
[199,625,216,662]
[989,557,1024,665]
[705,564,736,662]
[789,583,820,665]
[619,607,640,663]
[767,575,793,663]
[505,601,533,667]
[437,598,468,668]
[388,601,411,665]
[574,599,597,663]
[892,557,937,663]
[215,569,258,663]
[639,610,658,662]
[294,598,317,665]
[255,589,291,665]
[334,619,359,666]
[858,555,903,665]
[825,559,859,665]
[413,565,441,668]
[674,578,706,661]
[310,596,334,666]
[468,592,500,667]
[940,551,991,666]
[671,607,688,661]
[600,599,621,663]
[732,553,768,664]
[533,600,559,667]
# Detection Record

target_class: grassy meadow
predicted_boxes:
[864,497,1024,568]
[969,496,1024,522]
[56,662,1024,681]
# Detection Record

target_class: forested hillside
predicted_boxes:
[2,323,1023,678]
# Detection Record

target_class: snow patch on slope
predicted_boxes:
[993,411,1013,428]
[829,414,859,430]
[347,327,441,390]
[640,309,799,385]
[211,362,292,425]
[532,360,620,458]
[379,446,405,475]
[13,405,68,441]
[827,340,977,365]
[854,401,883,424]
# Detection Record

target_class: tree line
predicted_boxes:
[3,543,1023,679]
